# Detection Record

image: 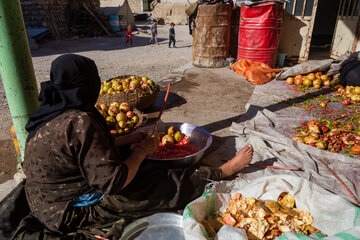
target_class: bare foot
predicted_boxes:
[220,145,253,178]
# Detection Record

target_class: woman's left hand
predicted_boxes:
[114,132,146,146]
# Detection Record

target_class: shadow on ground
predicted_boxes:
[32,35,168,57]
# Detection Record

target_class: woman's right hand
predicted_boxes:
[138,134,159,155]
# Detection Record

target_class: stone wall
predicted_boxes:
[152,2,189,25]
[128,0,143,14]
[20,0,101,29]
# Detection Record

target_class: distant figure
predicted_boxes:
[169,22,176,48]
[149,19,158,44]
[125,25,133,47]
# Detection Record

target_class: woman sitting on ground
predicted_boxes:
[14,54,253,239]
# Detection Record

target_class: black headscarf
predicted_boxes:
[25,54,106,141]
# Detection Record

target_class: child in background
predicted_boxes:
[169,22,176,48]
[125,25,133,47]
[149,19,158,44]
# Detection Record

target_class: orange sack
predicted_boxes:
[230,59,282,85]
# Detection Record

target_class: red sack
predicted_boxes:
[230,59,281,85]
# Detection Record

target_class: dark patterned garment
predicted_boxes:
[19,109,222,239]
[23,109,128,233]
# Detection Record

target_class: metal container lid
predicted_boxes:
[120,212,184,240]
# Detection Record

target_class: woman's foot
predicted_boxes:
[220,145,253,178]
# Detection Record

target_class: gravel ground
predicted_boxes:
[0,24,193,140]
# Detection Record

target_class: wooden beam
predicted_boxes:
[82,3,112,37]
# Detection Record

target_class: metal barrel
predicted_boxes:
[237,2,283,67]
[192,4,231,68]
[109,15,120,31]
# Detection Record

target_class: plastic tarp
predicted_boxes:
[203,79,360,205]
[183,175,360,240]
[276,52,360,80]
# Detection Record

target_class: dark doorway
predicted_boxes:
[308,0,340,59]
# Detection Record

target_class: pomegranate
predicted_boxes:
[131,116,139,123]
[294,78,303,86]
[304,136,317,144]
[107,105,119,116]
[162,135,175,146]
[291,137,304,143]
[313,79,321,86]
[345,124,353,131]
[323,80,331,87]
[307,73,316,80]
[116,112,127,122]
[295,74,303,79]
[179,135,191,145]
[106,116,116,126]
[126,111,134,118]
[319,102,327,108]
[167,126,175,136]
[286,77,294,85]
[120,102,131,112]
[315,72,322,78]
[303,78,312,87]
[315,141,328,150]
[343,99,351,105]
[320,126,329,133]
[307,120,320,129]
[309,125,320,134]
[354,86,360,95]
[100,104,108,111]
[174,131,183,142]
[320,75,328,81]
[118,121,126,128]
[141,82,149,88]
[351,145,360,155]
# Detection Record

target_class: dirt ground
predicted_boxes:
[0,24,255,194]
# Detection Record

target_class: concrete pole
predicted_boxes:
[0,0,39,162]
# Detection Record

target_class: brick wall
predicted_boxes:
[20,0,47,28]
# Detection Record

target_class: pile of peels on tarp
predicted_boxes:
[230,59,282,85]
[203,192,324,240]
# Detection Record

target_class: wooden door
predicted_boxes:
[278,0,318,61]
[330,0,360,58]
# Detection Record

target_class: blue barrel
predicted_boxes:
[109,15,120,31]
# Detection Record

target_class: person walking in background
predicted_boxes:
[149,19,158,44]
[169,22,176,48]
[125,25,133,47]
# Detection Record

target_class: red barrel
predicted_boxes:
[237,2,283,67]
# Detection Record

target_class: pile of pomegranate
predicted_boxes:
[149,126,200,159]
[286,72,339,90]
[336,85,360,105]
[99,75,156,96]
[292,119,360,155]
[95,101,139,135]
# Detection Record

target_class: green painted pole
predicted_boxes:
[0,0,39,162]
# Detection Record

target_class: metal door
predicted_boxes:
[330,0,360,58]
[278,0,318,62]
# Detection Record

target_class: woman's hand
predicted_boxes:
[137,134,159,156]
[114,132,146,146]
